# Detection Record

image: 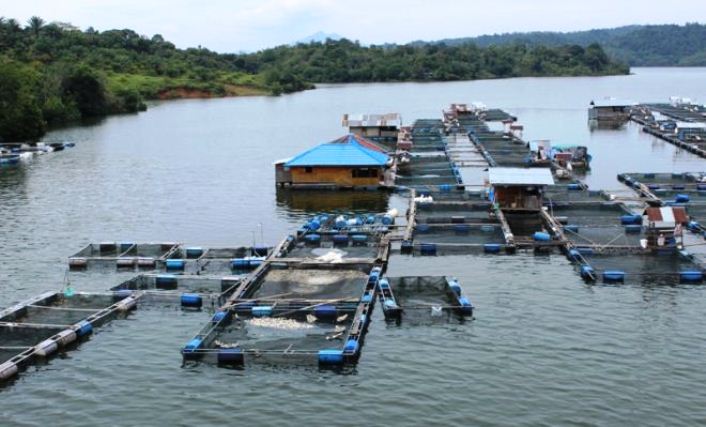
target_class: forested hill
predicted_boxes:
[239,40,627,83]
[412,23,706,66]
[1,16,627,141]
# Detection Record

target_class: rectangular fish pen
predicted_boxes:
[181,266,382,367]
[68,242,180,270]
[377,276,473,323]
[0,291,138,383]
[575,251,704,285]
[550,202,645,247]
[111,274,243,308]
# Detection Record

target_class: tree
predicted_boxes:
[61,66,108,117]
[0,61,45,140]
[27,16,44,37]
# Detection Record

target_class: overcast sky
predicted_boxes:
[3,0,705,52]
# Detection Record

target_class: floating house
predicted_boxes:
[642,206,689,250]
[275,134,394,189]
[588,99,636,122]
[488,167,554,212]
[674,122,706,142]
[342,113,401,143]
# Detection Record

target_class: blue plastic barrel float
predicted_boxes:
[182,338,203,360]
[415,224,430,233]
[314,304,337,319]
[484,243,501,253]
[400,240,414,254]
[602,270,625,283]
[567,183,581,191]
[231,258,250,269]
[344,339,359,355]
[332,234,349,245]
[674,194,690,203]
[420,243,437,255]
[211,310,230,323]
[217,348,244,366]
[448,278,462,296]
[76,320,93,337]
[453,224,470,234]
[620,214,642,225]
[318,349,344,365]
[185,247,203,259]
[672,184,686,190]
[679,270,703,283]
[165,259,185,271]
[155,274,178,289]
[533,231,551,241]
[251,305,273,317]
[181,293,203,308]
[458,296,473,316]
[304,233,321,245]
[580,265,595,281]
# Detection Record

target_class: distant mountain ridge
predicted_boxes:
[295,31,343,44]
[409,23,706,66]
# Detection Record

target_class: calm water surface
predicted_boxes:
[1,68,706,426]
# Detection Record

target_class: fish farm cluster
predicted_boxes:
[0,141,75,165]
[2,100,706,384]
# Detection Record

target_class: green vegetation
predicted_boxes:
[413,23,706,66]
[0,16,628,141]
[0,17,296,141]
[243,40,627,82]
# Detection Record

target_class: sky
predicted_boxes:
[2,0,705,52]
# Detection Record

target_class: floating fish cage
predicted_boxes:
[111,274,242,307]
[181,266,381,367]
[618,172,706,187]
[544,186,609,204]
[413,223,506,245]
[68,242,180,270]
[232,263,373,302]
[411,187,482,201]
[182,306,363,367]
[0,291,137,383]
[573,251,704,285]
[277,233,386,261]
[187,247,271,275]
[415,201,494,224]
[549,203,644,247]
[378,276,473,323]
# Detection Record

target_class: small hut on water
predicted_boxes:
[275,134,395,189]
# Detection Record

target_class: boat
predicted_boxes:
[552,145,592,169]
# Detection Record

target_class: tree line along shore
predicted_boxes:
[1,16,629,141]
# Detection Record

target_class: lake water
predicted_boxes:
[1,67,706,426]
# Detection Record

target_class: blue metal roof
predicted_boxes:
[284,135,389,167]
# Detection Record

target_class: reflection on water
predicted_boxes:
[275,188,390,214]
